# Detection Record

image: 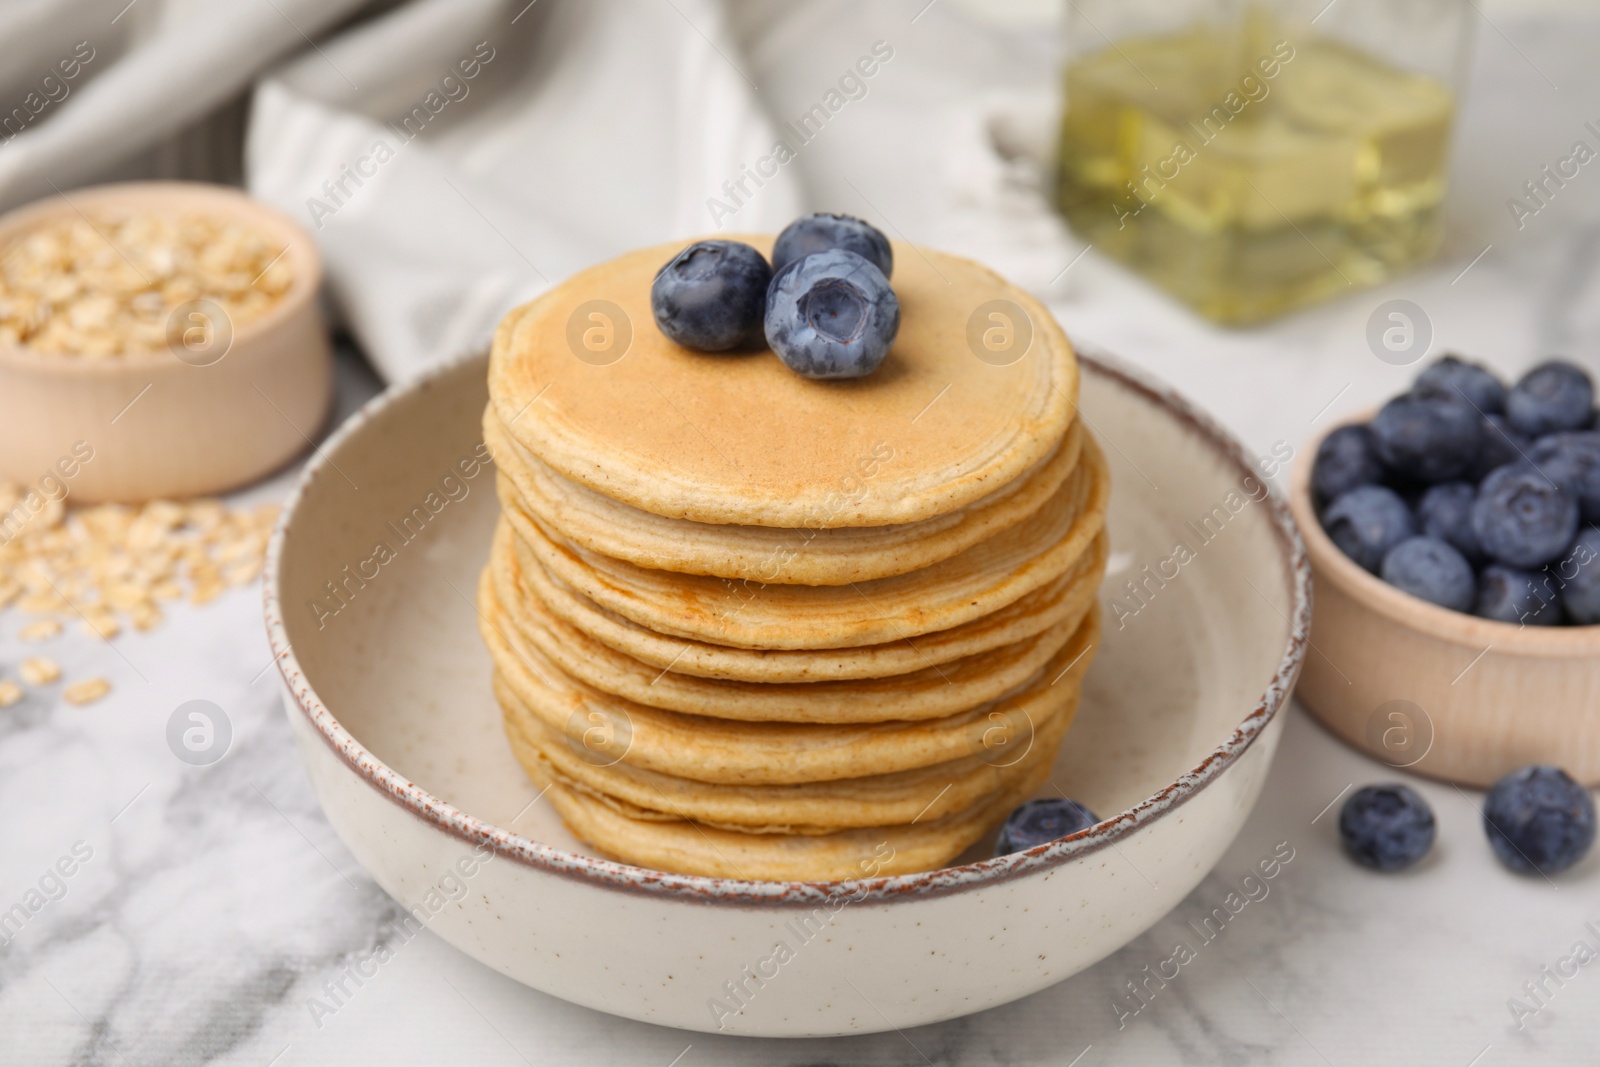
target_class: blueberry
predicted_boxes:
[1475,564,1562,626]
[1370,394,1480,483]
[1529,432,1600,521]
[1414,354,1507,414]
[650,240,772,351]
[1416,482,1482,562]
[764,249,899,380]
[1553,527,1600,624]
[1507,360,1594,437]
[994,797,1099,855]
[771,213,893,279]
[1471,414,1530,481]
[1483,765,1596,875]
[1323,485,1416,572]
[1313,424,1384,503]
[1339,784,1436,871]
[1471,464,1579,568]
[1380,536,1475,612]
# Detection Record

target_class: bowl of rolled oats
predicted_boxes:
[0,181,332,503]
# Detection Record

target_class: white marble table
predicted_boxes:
[4,4,1600,1064]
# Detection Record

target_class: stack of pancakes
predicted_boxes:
[478,238,1109,881]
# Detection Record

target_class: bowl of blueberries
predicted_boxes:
[1290,355,1600,788]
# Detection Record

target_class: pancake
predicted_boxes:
[506,584,1089,724]
[486,407,1084,586]
[503,434,1106,650]
[480,564,1099,785]
[495,517,1109,683]
[513,744,1060,880]
[487,237,1078,528]
[505,670,1081,833]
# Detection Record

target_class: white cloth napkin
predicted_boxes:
[0,0,371,205]
[246,0,807,382]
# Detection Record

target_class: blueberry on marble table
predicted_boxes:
[1370,394,1481,483]
[1474,564,1562,626]
[1507,360,1594,437]
[770,212,893,278]
[764,249,899,380]
[1471,465,1579,569]
[1380,536,1476,612]
[1322,485,1415,573]
[1312,424,1384,504]
[1414,353,1507,414]
[994,797,1099,855]
[1339,784,1436,871]
[1483,765,1596,875]
[651,240,772,351]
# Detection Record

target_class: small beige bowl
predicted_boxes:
[0,181,332,503]
[1290,422,1600,788]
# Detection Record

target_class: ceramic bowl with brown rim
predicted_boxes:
[264,347,1309,1037]
[1290,420,1600,788]
[0,181,331,504]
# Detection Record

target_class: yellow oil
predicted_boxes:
[1056,22,1456,324]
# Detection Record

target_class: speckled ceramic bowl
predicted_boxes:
[265,348,1309,1037]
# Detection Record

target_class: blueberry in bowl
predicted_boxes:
[1469,414,1529,481]
[1339,784,1435,871]
[764,249,900,380]
[1555,527,1600,625]
[1369,393,1481,483]
[1416,481,1482,563]
[1380,536,1475,612]
[1414,353,1507,414]
[1507,360,1594,437]
[994,797,1099,856]
[1322,485,1415,573]
[1471,465,1578,569]
[1483,765,1596,875]
[1474,563,1562,626]
[650,240,772,352]
[1312,424,1384,504]
[1528,431,1600,521]
[770,213,893,279]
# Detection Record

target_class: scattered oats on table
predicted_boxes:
[82,609,120,639]
[18,618,61,641]
[63,678,111,705]
[19,656,60,685]
[0,680,22,707]
[0,211,293,358]
[0,482,278,637]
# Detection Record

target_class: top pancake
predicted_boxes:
[488,237,1078,528]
